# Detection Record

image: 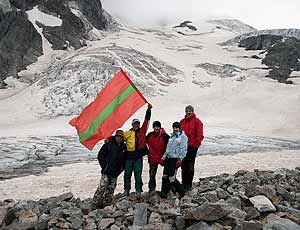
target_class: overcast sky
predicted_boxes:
[101,0,300,30]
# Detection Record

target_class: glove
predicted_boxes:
[159,159,165,166]
[176,160,182,169]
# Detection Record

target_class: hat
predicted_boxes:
[115,130,124,138]
[132,118,140,125]
[185,105,194,112]
[172,122,181,129]
[152,121,161,128]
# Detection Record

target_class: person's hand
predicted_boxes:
[176,160,182,169]
[148,103,152,110]
[159,159,165,166]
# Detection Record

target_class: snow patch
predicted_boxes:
[26,6,62,53]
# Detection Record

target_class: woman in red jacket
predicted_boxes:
[180,105,204,191]
[146,121,169,193]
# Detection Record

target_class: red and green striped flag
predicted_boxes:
[69,69,147,150]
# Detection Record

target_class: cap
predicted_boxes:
[185,105,194,113]
[115,130,124,138]
[172,122,181,129]
[132,118,140,125]
[152,120,161,128]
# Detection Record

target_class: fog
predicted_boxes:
[101,0,300,30]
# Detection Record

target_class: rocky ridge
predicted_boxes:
[238,35,300,83]
[0,0,117,88]
[1,168,300,229]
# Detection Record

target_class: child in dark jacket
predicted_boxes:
[93,130,126,208]
[146,121,169,193]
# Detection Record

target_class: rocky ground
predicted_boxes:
[1,168,300,229]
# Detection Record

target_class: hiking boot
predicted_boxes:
[134,192,141,199]
[148,190,156,196]
[123,190,130,197]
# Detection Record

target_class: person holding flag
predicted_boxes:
[123,103,152,198]
[69,69,150,201]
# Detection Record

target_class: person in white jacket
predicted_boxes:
[160,122,188,198]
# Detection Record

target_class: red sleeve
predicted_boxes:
[195,118,204,148]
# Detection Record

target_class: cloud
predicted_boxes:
[101,0,300,29]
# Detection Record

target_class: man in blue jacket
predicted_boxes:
[93,130,126,208]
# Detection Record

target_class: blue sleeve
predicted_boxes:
[178,134,188,160]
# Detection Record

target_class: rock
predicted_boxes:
[0,10,42,87]
[249,195,276,212]
[97,218,115,230]
[216,188,230,199]
[111,210,124,218]
[148,212,162,224]
[235,220,263,230]
[230,208,247,220]
[175,216,185,230]
[47,192,74,204]
[183,202,232,221]
[227,197,242,209]
[148,193,160,205]
[187,221,213,230]
[263,217,300,230]
[68,215,83,229]
[18,209,38,227]
[206,191,219,202]
[261,213,281,224]
[141,223,172,230]
[245,207,260,220]
[276,185,293,202]
[110,224,120,230]
[276,205,300,224]
[239,34,282,50]
[0,207,7,227]
[116,199,132,211]
[133,203,147,227]
[36,213,50,230]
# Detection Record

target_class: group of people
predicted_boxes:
[93,104,204,208]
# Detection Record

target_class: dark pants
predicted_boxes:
[148,164,158,191]
[161,158,185,198]
[124,158,143,192]
[181,146,197,189]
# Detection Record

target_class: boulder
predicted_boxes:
[263,217,300,230]
[183,202,232,221]
[133,203,147,227]
[249,195,276,212]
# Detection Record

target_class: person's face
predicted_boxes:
[153,126,160,133]
[172,127,180,133]
[185,109,193,118]
[132,122,140,130]
[115,135,124,144]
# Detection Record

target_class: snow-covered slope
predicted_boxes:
[0,19,300,181]
[1,19,299,138]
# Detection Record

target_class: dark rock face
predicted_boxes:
[173,21,197,31]
[239,35,300,84]
[74,0,106,30]
[0,10,43,88]
[0,0,115,88]
[239,34,283,50]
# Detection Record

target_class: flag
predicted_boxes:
[69,69,147,150]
